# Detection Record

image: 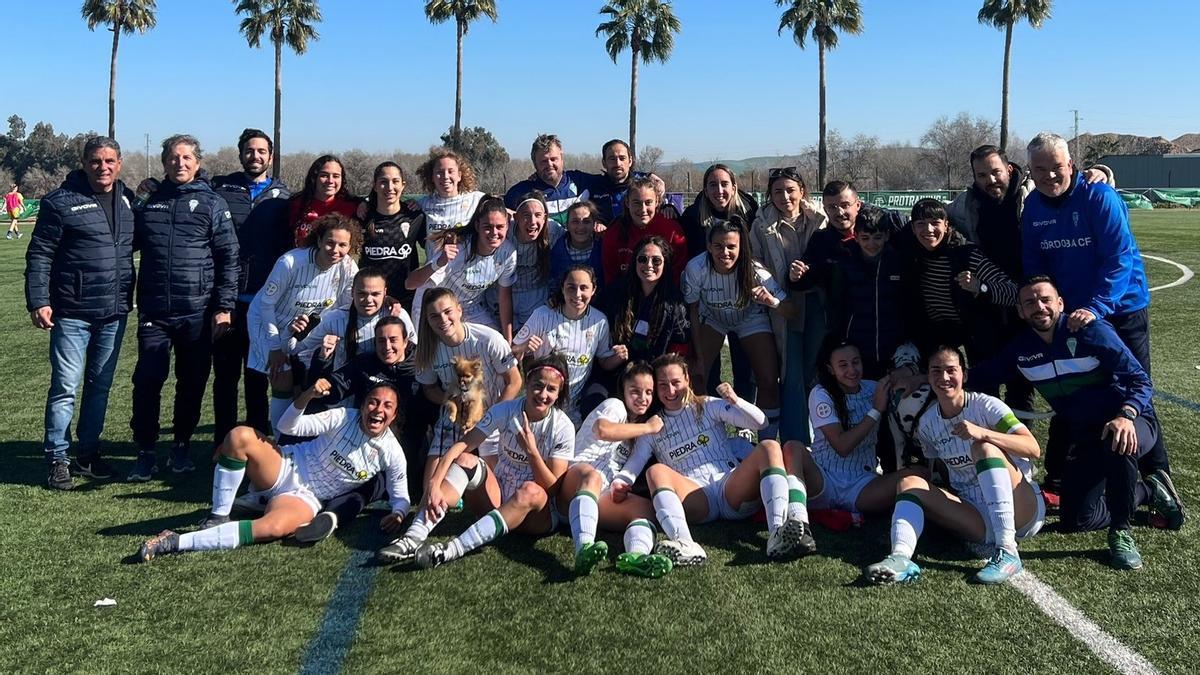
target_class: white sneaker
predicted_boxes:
[294,511,338,543]
[376,535,422,564]
[653,539,707,566]
[233,491,269,515]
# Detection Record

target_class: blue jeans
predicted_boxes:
[780,293,826,445]
[43,316,128,462]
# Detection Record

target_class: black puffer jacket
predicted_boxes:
[211,173,291,298]
[25,170,136,321]
[679,189,759,258]
[135,171,239,318]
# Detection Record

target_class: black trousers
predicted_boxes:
[212,301,270,446]
[1059,415,1156,533]
[706,332,756,402]
[130,311,212,452]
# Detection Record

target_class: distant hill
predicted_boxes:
[1069,132,1199,156]
[1172,134,1200,153]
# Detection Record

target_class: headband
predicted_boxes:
[530,363,568,383]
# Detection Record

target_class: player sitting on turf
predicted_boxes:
[558,361,673,577]
[612,354,814,567]
[791,338,929,521]
[865,345,1044,585]
[137,382,410,561]
[376,353,574,569]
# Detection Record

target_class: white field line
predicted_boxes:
[1144,254,1194,292]
[1010,572,1161,675]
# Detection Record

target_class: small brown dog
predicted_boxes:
[444,355,485,433]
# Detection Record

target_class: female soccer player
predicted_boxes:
[416,148,485,259]
[605,236,691,365]
[613,354,814,566]
[247,213,360,430]
[803,339,925,518]
[865,345,1045,586]
[560,362,673,577]
[287,155,360,246]
[137,381,410,561]
[361,162,424,308]
[549,200,605,291]
[682,218,791,439]
[407,196,516,332]
[600,176,687,285]
[514,265,627,425]
[377,353,574,569]
[507,191,563,336]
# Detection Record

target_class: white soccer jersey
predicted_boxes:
[418,191,485,259]
[290,307,415,371]
[681,253,785,330]
[572,398,633,486]
[247,248,357,372]
[415,322,517,404]
[474,399,575,501]
[915,392,1030,507]
[618,398,766,488]
[276,405,411,515]
[419,240,517,328]
[514,305,614,424]
[809,383,881,482]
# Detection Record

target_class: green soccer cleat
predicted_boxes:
[138,529,180,563]
[1108,529,1143,570]
[615,552,673,578]
[1146,470,1186,531]
[865,554,922,585]
[574,541,608,575]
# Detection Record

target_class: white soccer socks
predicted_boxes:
[760,467,790,534]
[891,492,925,559]
[652,487,693,543]
[976,457,1017,554]
[623,518,656,555]
[787,474,809,523]
[569,490,600,554]
[210,455,246,517]
[179,520,253,551]
[446,509,509,561]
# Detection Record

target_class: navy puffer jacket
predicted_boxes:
[24,170,137,321]
[135,171,239,318]
[211,173,291,299]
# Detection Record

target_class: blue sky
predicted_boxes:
[10,1,1198,161]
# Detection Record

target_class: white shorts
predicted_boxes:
[700,311,772,339]
[968,481,1046,544]
[264,455,322,517]
[809,469,878,512]
[247,339,293,375]
[700,471,761,523]
[429,413,499,457]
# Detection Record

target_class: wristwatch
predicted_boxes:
[1119,406,1138,421]
[979,282,989,294]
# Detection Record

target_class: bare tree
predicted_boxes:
[921,113,998,188]
[637,145,664,174]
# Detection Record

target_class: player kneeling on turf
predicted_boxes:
[559,361,673,577]
[377,353,574,569]
[865,345,1044,585]
[612,354,814,567]
[137,383,410,561]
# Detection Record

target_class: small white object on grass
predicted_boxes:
[93,598,117,607]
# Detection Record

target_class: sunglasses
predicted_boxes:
[768,166,804,184]
[636,254,665,266]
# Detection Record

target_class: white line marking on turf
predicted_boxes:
[1010,572,1161,675]
[1144,254,1193,292]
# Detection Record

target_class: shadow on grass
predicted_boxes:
[96,508,207,538]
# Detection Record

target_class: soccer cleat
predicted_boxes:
[71,454,114,479]
[415,543,449,569]
[653,539,707,567]
[866,554,922,585]
[167,443,196,473]
[47,461,74,491]
[15,231,22,239]
[767,518,814,560]
[974,548,1024,585]
[139,530,180,562]
[4,232,11,240]
[127,452,158,482]
[376,535,423,564]
[295,512,338,544]
[573,540,608,575]
[1146,470,1186,531]
[198,513,230,530]
[233,491,269,515]
[1108,529,1143,570]
[615,552,673,579]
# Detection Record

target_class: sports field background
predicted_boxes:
[0,211,1196,673]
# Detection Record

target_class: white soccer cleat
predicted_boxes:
[376,535,422,564]
[654,539,707,567]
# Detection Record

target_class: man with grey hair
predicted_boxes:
[1020,131,1168,482]
[504,133,602,223]
[25,136,136,489]
[128,134,239,482]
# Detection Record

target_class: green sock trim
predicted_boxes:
[574,490,599,503]
[217,455,247,471]
[628,518,656,532]
[488,509,509,536]
[896,492,923,507]
[238,520,254,545]
[975,457,1007,473]
[652,487,677,496]
[788,489,807,504]
[760,467,788,479]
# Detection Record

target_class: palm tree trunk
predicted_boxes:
[1000,20,1013,152]
[273,38,282,178]
[454,18,464,140]
[817,40,827,188]
[629,46,639,159]
[109,21,120,138]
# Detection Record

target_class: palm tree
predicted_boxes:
[978,0,1051,152]
[425,0,498,145]
[81,0,157,139]
[776,0,862,188]
[595,0,680,159]
[234,0,322,177]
